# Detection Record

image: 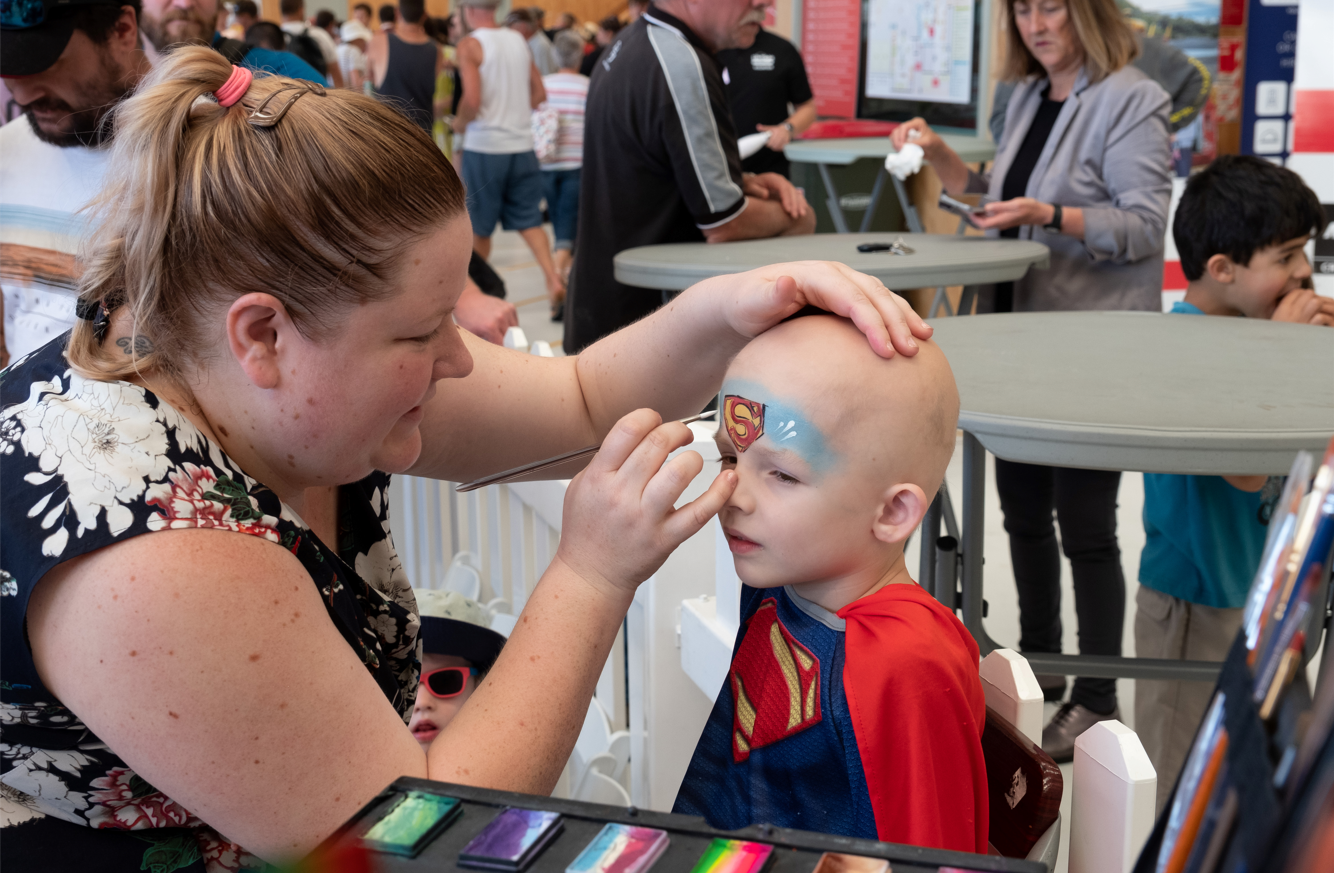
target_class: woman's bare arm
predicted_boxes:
[410,262,933,482]
[27,413,731,863]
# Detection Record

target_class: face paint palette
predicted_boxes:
[566,823,670,873]
[688,839,773,873]
[459,807,565,871]
[811,853,891,873]
[361,791,462,857]
[337,779,1043,873]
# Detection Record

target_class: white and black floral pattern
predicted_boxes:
[1,337,421,872]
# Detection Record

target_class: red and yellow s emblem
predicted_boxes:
[723,395,765,452]
[729,600,821,762]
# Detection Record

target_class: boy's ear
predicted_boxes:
[872,483,930,546]
[1204,253,1237,285]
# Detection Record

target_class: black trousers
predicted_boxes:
[994,458,1125,714]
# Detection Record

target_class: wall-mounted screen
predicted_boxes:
[865,0,976,105]
[857,0,983,131]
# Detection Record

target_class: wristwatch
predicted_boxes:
[1044,203,1063,233]
[782,122,794,135]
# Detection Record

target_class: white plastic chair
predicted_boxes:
[441,551,482,601]
[572,753,632,805]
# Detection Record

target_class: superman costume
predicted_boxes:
[673,582,989,853]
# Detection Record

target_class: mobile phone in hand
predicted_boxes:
[938,192,987,220]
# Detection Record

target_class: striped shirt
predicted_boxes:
[541,72,589,170]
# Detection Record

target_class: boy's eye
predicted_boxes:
[718,454,737,467]
[772,470,800,485]
[411,326,443,345]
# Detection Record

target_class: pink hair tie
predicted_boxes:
[214,65,253,108]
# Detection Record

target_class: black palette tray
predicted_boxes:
[322,777,1045,873]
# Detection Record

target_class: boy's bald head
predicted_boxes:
[725,315,959,499]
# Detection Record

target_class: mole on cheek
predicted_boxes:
[217,425,229,437]
[249,653,262,662]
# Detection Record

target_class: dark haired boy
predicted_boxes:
[1136,155,1332,813]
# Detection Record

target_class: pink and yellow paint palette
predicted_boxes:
[688,839,774,873]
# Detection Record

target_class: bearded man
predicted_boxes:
[0,1,151,363]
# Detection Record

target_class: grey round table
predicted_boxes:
[613,233,1049,292]
[927,311,1334,682]
[784,134,997,165]
[784,134,996,234]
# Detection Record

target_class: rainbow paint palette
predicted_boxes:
[335,779,1043,873]
[361,791,462,857]
[566,823,670,873]
[688,838,774,873]
[459,807,565,871]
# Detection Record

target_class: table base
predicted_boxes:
[920,433,1332,688]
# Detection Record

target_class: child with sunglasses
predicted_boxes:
[409,589,509,748]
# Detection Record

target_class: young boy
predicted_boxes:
[408,589,508,749]
[673,316,988,853]
[1136,155,1332,813]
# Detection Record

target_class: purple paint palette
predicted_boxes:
[459,807,565,871]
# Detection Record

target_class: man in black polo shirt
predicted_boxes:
[565,0,815,353]
[716,27,815,178]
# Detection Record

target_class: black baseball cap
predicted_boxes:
[1,0,123,77]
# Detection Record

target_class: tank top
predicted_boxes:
[0,337,422,872]
[463,27,535,154]
[378,32,438,131]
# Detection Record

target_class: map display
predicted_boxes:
[865,0,975,105]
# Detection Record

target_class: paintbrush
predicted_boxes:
[456,410,718,493]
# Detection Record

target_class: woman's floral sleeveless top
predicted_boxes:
[1,338,421,871]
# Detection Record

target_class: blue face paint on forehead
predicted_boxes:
[721,378,838,475]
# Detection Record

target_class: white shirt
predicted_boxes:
[337,42,367,85]
[0,119,111,362]
[463,27,535,154]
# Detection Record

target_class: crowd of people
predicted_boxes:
[140,0,817,331]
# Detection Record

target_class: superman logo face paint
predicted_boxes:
[723,395,765,452]
[729,599,821,762]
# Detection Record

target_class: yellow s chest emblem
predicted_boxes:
[728,599,822,762]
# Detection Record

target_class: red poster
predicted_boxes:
[802,0,861,118]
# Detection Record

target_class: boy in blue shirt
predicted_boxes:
[1136,155,1332,812]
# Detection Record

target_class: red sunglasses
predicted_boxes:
[420,666,478,699]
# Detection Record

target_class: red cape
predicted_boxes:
[837,583,989,853]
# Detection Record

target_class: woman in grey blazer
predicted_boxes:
[892,0,1172,762]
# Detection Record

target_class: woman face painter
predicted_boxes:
[0,47,932,871]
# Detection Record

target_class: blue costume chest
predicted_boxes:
[672,586,877,838]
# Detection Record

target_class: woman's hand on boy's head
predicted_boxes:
[714,261,932,361]
[1272,287,1334,326]
[555,409,737,600]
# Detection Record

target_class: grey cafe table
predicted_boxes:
[928,311,1334,683]
[612,233,1048,292]
[784,134,997,234]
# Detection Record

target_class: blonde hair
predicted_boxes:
[70,47,467,381]
[998,0,1138,85]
